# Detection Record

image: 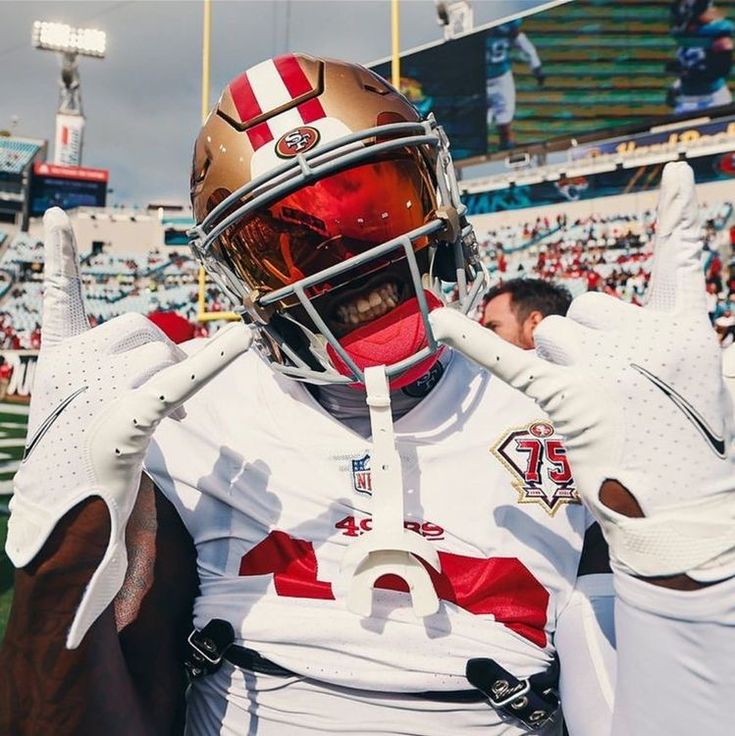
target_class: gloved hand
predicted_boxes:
[430,162,735,582]
[533,65,546,87]
[6,208,252,647]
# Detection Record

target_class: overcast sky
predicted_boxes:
[0,0,546,207]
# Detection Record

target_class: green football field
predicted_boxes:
[0,403,28,492]
[0,401,29,644]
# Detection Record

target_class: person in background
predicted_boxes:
[666,0,734,112]
[484,19,545,150]
[715,310,735,346]
[481,277,572,349]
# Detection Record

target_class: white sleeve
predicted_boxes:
[555,574,616,736]
[513,32,541,70]
[611,572,735,736]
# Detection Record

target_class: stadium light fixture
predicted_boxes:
[32,20,107,166]
[32,21,106,58]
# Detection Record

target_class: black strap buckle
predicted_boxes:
[185,619,235,680]
[486,676,531,709]
[466,657,559,729]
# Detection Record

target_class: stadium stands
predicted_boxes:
[0,229,213,346]
[0,139,44,176]
[0,194,731,349]
[477,199,734,315]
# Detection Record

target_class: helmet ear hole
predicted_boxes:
[433,242,458,282]
[270,313,324,372]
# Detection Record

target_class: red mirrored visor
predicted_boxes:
[215,152,437,302]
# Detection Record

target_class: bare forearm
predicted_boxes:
[0,498,156,735]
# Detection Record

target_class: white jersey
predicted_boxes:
[145,348,591,694]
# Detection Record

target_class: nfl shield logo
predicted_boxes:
[351,453,372,495]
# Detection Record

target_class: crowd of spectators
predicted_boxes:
[477,202,735,346]
[0,199,733,350]
[0,232,223,348]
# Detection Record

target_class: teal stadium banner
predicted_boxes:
[462,147,735,215]
[463,149,735,214]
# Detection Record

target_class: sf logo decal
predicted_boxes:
[492,420,580,515]
[276,126,321,158]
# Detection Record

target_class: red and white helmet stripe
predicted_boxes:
[229,54,327,151]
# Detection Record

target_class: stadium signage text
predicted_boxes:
[33,162,109,182]
[572,119,735,161]
[0,351,37,404]
[613,124,735,157]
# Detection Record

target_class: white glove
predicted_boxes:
[6,207,252,647]
[723,343,735,406]
[430,162,735,582]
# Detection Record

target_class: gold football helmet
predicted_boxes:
[189,54,486,387]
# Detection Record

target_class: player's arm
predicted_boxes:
[115,475,198,733]
[665,78,682,108]
[0,497,152,735]
[555,522,616,736]
[0,476,196,735]
[431,162,735,734]
[513,31,544,84]
[0,209,251,732]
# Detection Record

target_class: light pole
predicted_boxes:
[391,0,400,89]
[32,21,107,167]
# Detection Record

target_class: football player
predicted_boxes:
[666,0,734,113]
[0,55,733,736]
[485,20,545,151]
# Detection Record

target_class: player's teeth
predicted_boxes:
[336,282,401,325]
